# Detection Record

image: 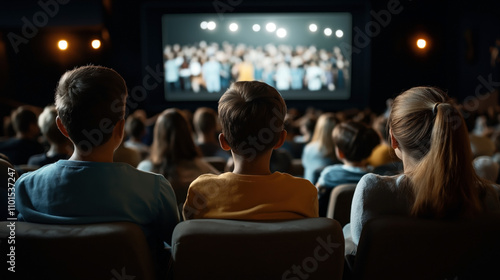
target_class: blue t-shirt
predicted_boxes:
[316,164,369,217]
[301,142,337,184]
[15,160,180,250]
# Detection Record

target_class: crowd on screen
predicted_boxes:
[163,41,349,93]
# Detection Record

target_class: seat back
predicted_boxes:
[0,221,156,280]
[171,218,345,280]
[350,214,500,280]
[326,183,356,227]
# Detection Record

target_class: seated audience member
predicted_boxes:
[294,110,317,145]
[316,121,380,217]
[1,154,18,221]
[280,118,304,159]
[192,107,230,160]
[366,115,396,167]
[183,81,318,220]
[473,156,500,183]
[0,106,44,165]
[344,86,500,252]
[113,139,142,167]
[27,105,72,167]
[464,110,495,158]
[491,131,500,168]
[138,108,220,211]
[124,112,150,159]
[368,115,403,175]
[14,65,179,278]
[302,112,340,184]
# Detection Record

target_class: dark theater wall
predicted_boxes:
[0,0,499,118]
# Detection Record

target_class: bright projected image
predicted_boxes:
[162,13,352,101]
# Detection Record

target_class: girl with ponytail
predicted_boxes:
[345,86,500,246]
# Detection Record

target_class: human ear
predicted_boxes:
[273,130,287,149]
[389,128,399,150]
[335,146,345,160]
[56,116,70,138]
[114,119,125,142]
[218,133,231,151]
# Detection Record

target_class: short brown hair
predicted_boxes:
[332,121,380,162]
[218,81,286,159]
[55,65,127,152]
[193,107,218,135]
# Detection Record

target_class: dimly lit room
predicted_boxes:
[1,0,500,279]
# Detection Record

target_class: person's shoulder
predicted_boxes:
[136,159,153,171]
[322,164,344,173]
[273,172,315,186]
[15,161,58,184]
[357,173,401,191]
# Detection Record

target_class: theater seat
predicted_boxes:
[0,221,156,280]
[326,183,356,227]
[346,213,500,280]
[171,218,345,280]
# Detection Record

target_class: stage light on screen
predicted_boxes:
[324,28,332,36]
[200,21,208,29]
[252,24,261,32]
[417,39,426,49]
[309,24,318,32]
[266,22,276,32]
[58,40,68,50]
[229,23,238,32]
[276,28,287,38]
[207,21,216,30]
[91,39,101,49]
[335,29,344,38]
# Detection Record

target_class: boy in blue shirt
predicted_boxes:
[15,65,179,278]
[316,121,380,217]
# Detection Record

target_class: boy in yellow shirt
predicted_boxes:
[183,81,318,220]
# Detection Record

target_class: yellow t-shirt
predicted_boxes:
[183,172,319,220]
[366,143,397,167]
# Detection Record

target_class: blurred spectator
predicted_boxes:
[138,108,219,211]
[27,105,72,167]
[192,107,230,160]
[124,113,150,160]
[302,112,340,183]
[0,106,44,165]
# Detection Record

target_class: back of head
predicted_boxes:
[333,121,380,162]
[55,65,127,153]
[38,105,67,145]
[11,106,38,135]
[218,81,286,159]
[310,112,339,158]
[193,107,218,136]
[389,86,490,218]
[150,108,200,177]
[125,114,146,140]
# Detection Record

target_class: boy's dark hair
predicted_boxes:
[332,121,380,162]
[218,81,286,158]
[125,114,146,140]
[11,106,37,134]
[55,65,127,150]
[193,107,218,135]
